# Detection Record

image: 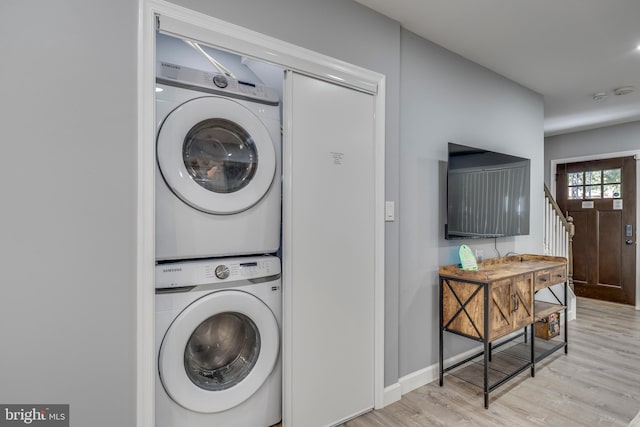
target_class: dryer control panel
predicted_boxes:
[156,61,280,106]
[155,255,281,289]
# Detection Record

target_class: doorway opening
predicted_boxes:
[138,2,386,426]
[555,156,636,305]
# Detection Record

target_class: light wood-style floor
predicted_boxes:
[340,297,640,427]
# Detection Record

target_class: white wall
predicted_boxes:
[399,29,544,376]
[0,1,137,426]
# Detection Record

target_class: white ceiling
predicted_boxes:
[354,0,640,136]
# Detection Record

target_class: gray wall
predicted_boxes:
[398,29,544,376]
[0,0,545,422]
[0,1,137,426]
[545,121,640,187]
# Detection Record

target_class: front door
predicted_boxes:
[556,157,636,305]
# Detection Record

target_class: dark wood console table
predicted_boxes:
[439,254,568,408]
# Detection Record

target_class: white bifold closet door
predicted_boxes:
[283,71,376,426]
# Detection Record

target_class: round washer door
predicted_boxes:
[157,96,276,214]
[159,290,279,413]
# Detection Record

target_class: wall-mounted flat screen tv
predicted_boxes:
[445,142,530,239]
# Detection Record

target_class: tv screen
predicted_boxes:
[445,142,530,239]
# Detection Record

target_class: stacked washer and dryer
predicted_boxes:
[154,55,283,427]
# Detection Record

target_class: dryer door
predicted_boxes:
[159,290,279,413]
[157,96,276,214]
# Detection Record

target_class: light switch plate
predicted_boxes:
[385,201,395,221]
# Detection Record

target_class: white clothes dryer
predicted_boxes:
[155,255,281,427]
[155,61,281,261]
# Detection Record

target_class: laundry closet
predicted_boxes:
[145,6,385,427]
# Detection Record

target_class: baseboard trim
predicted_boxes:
[394,345,484,401]
[567,286,577,321]
[398,365,437,395]
[382,383,402,406]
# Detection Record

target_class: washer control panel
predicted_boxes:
[156,255,280,289]
[156,61,279,105]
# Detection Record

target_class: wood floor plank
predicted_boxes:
[340,298,640,427]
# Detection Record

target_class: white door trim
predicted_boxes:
[136,3,157,426]
[137,1,386,426]
[155,5,379,94]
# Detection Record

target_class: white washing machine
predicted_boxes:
[155,255,282,427]
[155,61,281,261]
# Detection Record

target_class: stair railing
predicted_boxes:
[543,184,575,290]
